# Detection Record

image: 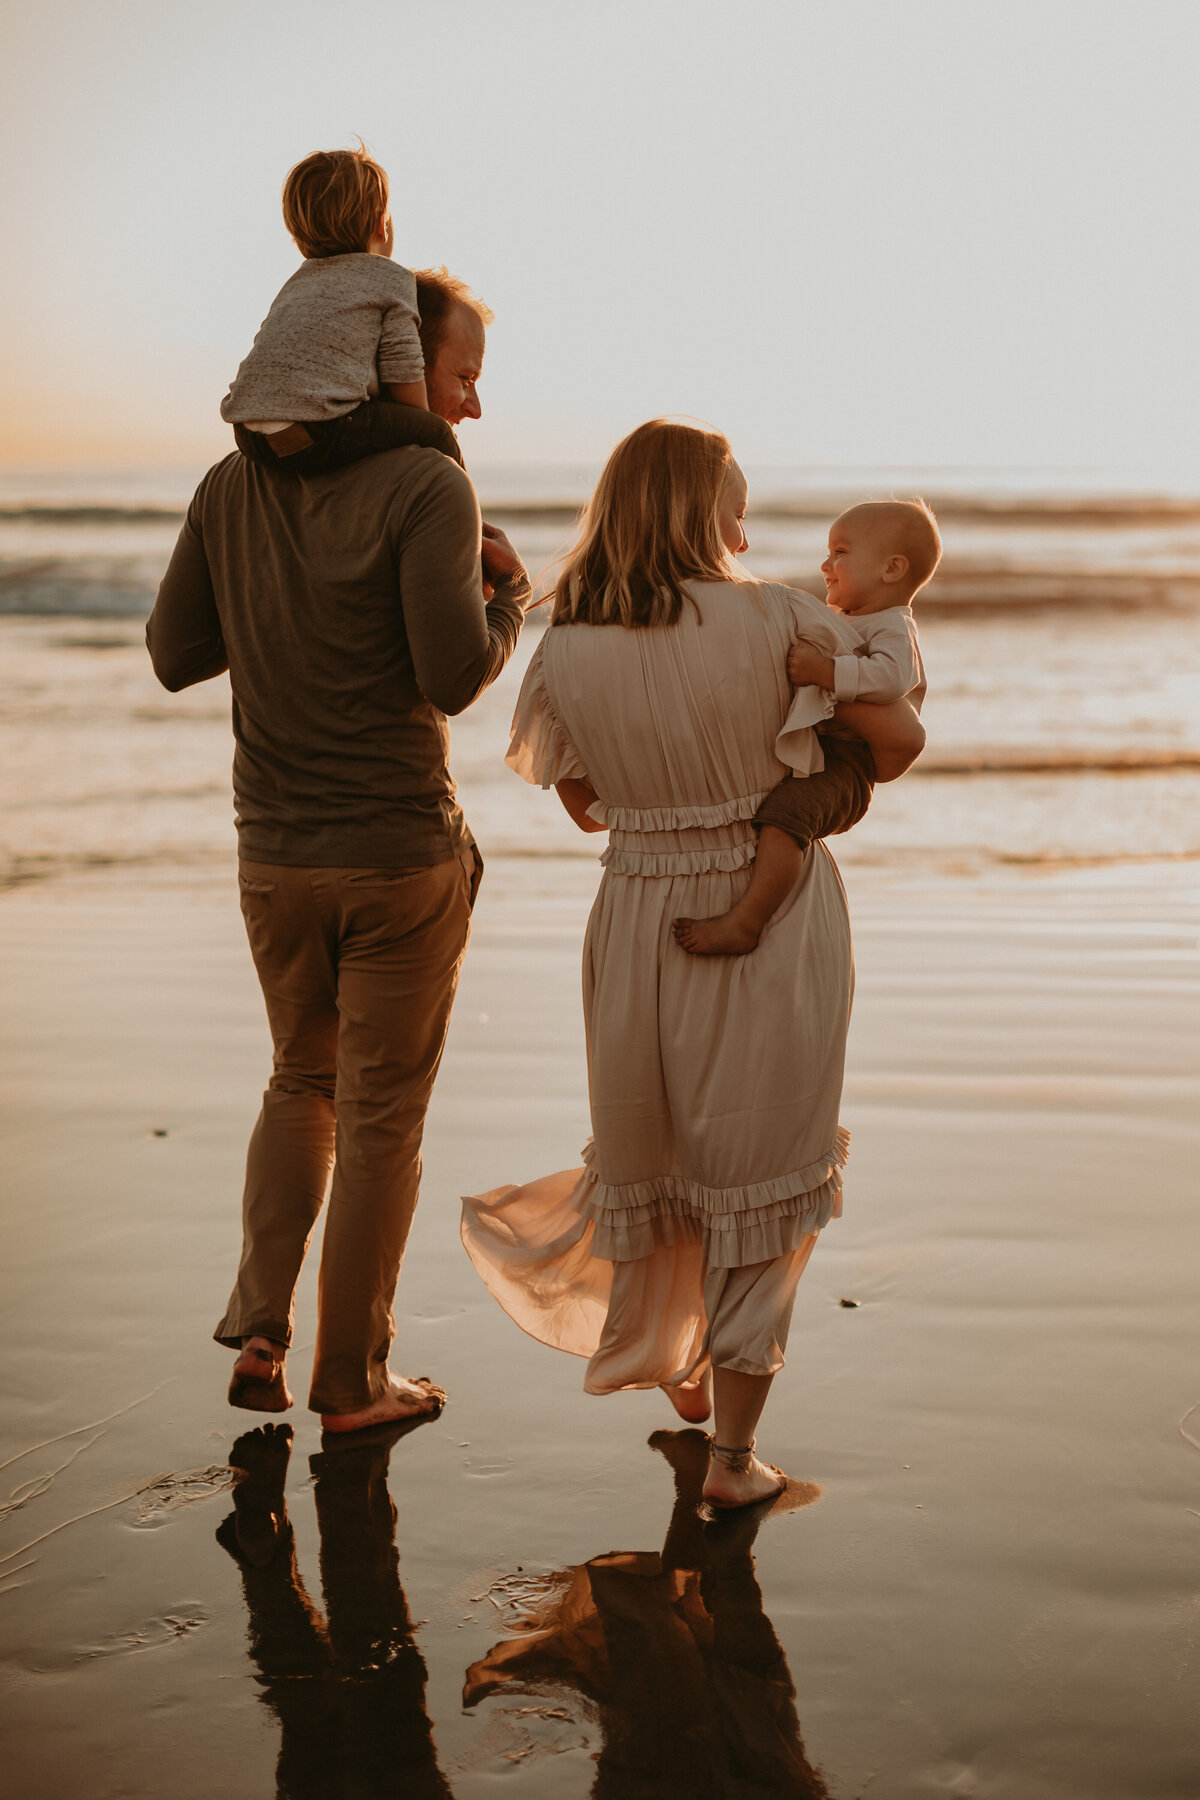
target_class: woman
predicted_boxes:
[463,421,923,1508]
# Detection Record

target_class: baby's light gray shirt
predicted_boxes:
[220,254,424,425]
[831,605,925,712]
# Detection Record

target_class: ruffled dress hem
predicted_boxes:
[584,790,769,831]
[576,1131,848,1263]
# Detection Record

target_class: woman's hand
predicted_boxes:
[834,698,925,782]
[555,778,609,832]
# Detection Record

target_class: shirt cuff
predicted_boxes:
[832,655,861,702]
[489,570,532,612]
[377,357,426,383]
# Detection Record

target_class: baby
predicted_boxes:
[221,145,461,472]
[674,498,938,956]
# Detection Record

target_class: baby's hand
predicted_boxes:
[788,640,836,690]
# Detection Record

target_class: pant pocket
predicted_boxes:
[461,845,484,912]
[340,868,430,889]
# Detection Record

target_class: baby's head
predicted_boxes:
[822,499,942,617]
[282,145,392,260]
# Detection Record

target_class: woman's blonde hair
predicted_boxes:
[552,419,740,628]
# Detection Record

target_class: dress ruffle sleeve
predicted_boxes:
[775,688,833,774]
[505,637,590,788]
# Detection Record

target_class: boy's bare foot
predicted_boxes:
[229,1336,293,1413]
[320,1373,446,1435]
[702,1442,788,1511]
[673,913,762,956]
[661,1371,713,1423]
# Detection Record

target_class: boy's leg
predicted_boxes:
[673,735,876,958]
[233,403,463,475]
[342,400,464,467]
[753,734,875,847]
[673,827,801,956]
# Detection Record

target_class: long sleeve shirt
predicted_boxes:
[830,605,925,711]
[220,254,424,425]
[147,447,529,868]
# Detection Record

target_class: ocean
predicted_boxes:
[4,461,1200,886]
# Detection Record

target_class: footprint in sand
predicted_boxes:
[132,1464,237,1527]
[77,1610,209,1664]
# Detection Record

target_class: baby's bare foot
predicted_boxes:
[702,1447,788,1510]
[661,1372,713,1423]
[673,913,763,956]
[320,1373,446,1435]
[229,1336,293,1413]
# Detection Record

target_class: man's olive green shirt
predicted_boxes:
[147,447,528,867]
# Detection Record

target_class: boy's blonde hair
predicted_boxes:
[840,499,943,596]
[282,146,389,259]
[552,419,740,629]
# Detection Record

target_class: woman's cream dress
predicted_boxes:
[461,579,861,1392]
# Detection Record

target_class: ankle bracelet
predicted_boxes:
[709,1439,755,1473]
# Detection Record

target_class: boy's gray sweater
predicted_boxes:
[221,253,424,425]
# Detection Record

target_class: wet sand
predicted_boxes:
[1,854,1199,1798]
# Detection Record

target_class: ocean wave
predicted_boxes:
[6,488,1200,529]
[917,750,1200,775]
[0,563,162,617]
[8,481,1200,620]
[0,505,186,525]
[6,558,1200,620]
[891,567,1200,611]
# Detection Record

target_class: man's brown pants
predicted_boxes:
[214,853,477,1414]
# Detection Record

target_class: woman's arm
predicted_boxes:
[555,778,609,833]
[833,697,925,782]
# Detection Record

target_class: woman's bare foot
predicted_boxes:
[673,913,762,956]
[702,1442,788,1510]
[229,1336,293,1413]
[320,1373,446,1435]
[661,1371,713,1423]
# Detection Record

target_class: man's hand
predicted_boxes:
[480,521,528,603]
[788,640,836,691]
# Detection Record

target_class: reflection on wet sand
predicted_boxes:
[217,1422,451,1800]
[465,1428,830,1799]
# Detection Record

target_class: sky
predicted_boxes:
[2,0,1199,476]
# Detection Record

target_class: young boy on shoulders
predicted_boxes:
[221,144,463,472]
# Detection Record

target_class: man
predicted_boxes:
[148,271,531,1432]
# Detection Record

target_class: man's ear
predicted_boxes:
[882,553,910,585]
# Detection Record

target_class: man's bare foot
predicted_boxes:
[320,1373,446,1435]
[673,913,762,956]
[661,1371,712,1423]
[229,1336,293,1413]
[702,1442,788,1511]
